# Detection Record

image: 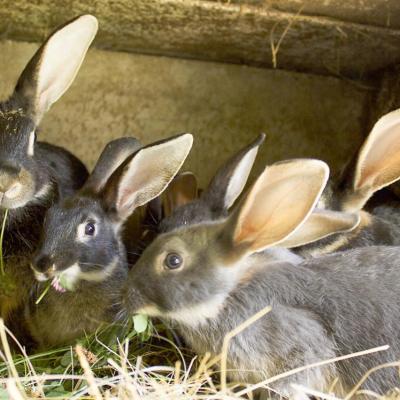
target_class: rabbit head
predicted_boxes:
[125,134,266,265]
[124,159,334,322]
[31,134,193,291]
[0,15,97,211]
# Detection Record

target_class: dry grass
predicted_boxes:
[0,310,399,399]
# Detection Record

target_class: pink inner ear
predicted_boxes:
[234,169,326,251]
[356,125,400,191]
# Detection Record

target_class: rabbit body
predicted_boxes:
[0,106,88,323]
[131,239,400,395]
[0,15,98,329]
[180,255,338,394]
[29,134,193,349]
[124,159,400,396]
[26,191,129,349]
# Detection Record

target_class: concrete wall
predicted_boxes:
[0,40,371,187]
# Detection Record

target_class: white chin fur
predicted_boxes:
[62,258,119,285]
[5,182,23,199]
[137,294,227,329]
[60,263,82,286]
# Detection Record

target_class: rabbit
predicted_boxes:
[295,108,400,257]
[123,158,400,397]
[150,133,358,257]
[27,133,193,349]
[158,133,266,232]
[124,134,266,265]
[0,15,98,326]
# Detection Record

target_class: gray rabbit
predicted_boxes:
[125,134,267,265]
[158,134,266,232]
[27,134,193,349]
[296,109,400,257]
[123,159,400,397]
[0,16,97,332]
[155,133,357,255]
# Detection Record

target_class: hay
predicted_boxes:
[0,313,398,399]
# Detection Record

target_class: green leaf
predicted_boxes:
[59,272,76,291]
[60,351,73,368]
[0,387,8,400]
[44,382,71,397]
[133,314,148,333]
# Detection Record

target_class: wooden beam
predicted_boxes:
[1,0,400,77]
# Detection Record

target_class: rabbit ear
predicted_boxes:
[83,137,142,194]
[13,15,98,123]
[345,109,400,211]
[202,134,265,212]
[228,159,329,253]
[277,209,360,248]
[163,172,198,217]
[103,134,193,221]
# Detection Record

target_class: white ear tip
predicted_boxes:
[279,158,330,179]
[76,14,99,30]
[309,159,330,181]
[375,107,400,130]
[69,15,99,40]
[177,133,194,150]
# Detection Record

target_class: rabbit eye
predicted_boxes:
[85,222,95,236]
[164,253,183,270]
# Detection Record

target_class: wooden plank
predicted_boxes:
[210,0,400,29]
[1,0,400,77]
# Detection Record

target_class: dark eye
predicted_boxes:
[85,222,95,236]
[164,253,183,270]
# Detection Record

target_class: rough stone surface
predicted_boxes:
[1,0,400,78]
[0,40,370,186]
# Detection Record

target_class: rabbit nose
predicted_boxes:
[33,254,55,274]
[0,163,21,199]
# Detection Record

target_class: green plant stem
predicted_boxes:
[0,209,8,276]
[36,282,51,305]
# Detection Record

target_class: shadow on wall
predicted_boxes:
[0,40,370,186]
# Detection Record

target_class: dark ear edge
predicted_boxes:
[102,133,193,222]
[341,108,400,211]
[82,137,142,195]
[13,15,98,123]
[201,133,266,211]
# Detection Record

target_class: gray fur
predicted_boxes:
[159,134,265,233]
[28,134,192,349]
[0,17,93,340]
[125,222,400,396]
[27,138,141,349]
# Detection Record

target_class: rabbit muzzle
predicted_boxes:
[31,254,56,282]
[0,164,35,209]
